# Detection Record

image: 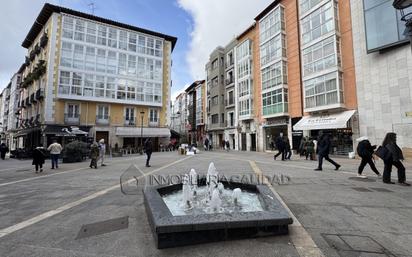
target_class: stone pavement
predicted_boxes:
[0,151,411,257]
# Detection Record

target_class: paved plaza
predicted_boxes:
[0,151,411,257]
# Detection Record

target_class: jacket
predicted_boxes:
[357,140,375,158]
[385,142,404,162]
[144,140,153,153]
[47,143,62,154]
[317,135,331,156]
[90,144,100,159]
[32,147,46,165]
[275,136,285,150]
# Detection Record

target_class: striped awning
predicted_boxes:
[116,127,171,138]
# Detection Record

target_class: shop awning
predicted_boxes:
[293,110,356,131]
[116,127,171,138]
[43,125,91,136]
[15,127,41,137]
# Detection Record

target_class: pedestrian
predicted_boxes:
[98,139,106,166]
[381,133,410,186]
[225,140,230,152]
[284,136,292,160]
[0,143,9,160]
[305,138,315,160]
[315,133,341,171]
[47,139,62,169]
[274,133,286,161]
[32,144,46,173]
[356,136,380,178]
[144,138,153,167]
[299,137,307,157]
[89,142,99,169]
[204,138,209,151]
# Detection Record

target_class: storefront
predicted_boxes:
[263,117,289,151]
[115,127,171,152]
[293,110,357,156]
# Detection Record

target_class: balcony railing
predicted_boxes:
[124,117,136,126]
[64,113,80,125]
[30,93,36,103]
[35,88,45,101]
[96,115,110,125]
[225,79,234,85]
[149,121,159,127]
[26,97,31,106]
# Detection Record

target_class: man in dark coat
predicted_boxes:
[356,136,380,178]
[144,138,153,167]
[32,144,46,173]
[315,133,340,171]
[0,143,9,160]
[274,133,286,161]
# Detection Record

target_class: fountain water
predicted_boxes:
[232,188,241,204]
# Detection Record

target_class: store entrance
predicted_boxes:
[264,126,287,151]
[310,129,353,155]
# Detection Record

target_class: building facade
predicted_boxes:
[350,0,412,156]
[185,80,205,146]
[224,39,237,150]
[13,3,176,152]
[206,47,226,149]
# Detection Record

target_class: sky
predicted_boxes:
[0,0,273,100]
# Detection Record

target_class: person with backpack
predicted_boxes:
[356,136,380,178]
[0,143,9,160]
[144,138,153,167]
[89,142,99,169]
[381,133,410,186]
[274,133,285,161]
[32,144,46,173]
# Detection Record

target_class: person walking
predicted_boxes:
[225,140,230,152]
[0,143,9,160]
[299,137,307,157]
[274,133,286,161]
[315,133,341,171]
[98,139,106,166]
[89,142,99,169]
[32,144,46,173]
[144,138,153,167]
[204,138,209,151]
[305,138,315,160]
[356,136,380,178]
[284,136,292,160]
[381,133,410,186]
[47,139,62,169]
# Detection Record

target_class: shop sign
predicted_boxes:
[264,117,288,127]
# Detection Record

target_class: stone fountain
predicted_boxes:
[143,162,293,249]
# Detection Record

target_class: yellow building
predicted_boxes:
[16,3,177,151]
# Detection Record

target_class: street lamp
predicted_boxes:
[140,111,145,155]
[393,0,412,51]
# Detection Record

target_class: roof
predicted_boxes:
[254,0,281,21]
[185,80,205,93]
[22,3,177,51]
[236,23,256,40]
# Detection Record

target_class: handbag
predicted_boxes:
[375,146,390,161]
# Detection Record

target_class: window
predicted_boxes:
[304,72,342,109]
[301,1,335,45]
[67,104,79,118]
[212,96,218,105]
[299,0,323,15]
[363,0,412,52]
[239,99,251,116]
[211,114,219,124]
[262,88,288,116]
[211,77,218,88]
[97,25,107,46]
[211,59,219,70]
[228,90,234,106]
[125,107,135,124]
[118,53,127,75]
[260,34,286,66]
[95,75,105,97]
[71,72,82,96]
[228,112,234,127]
[62,16,74,39]
[261,61,286,91]
[119,30,128,50]
[61,42,73,68]
[106,77,116,99]
[236,40,251,60]
[259,6,285,43]
[149,109,159,123]
[238,79,251,97]
[302,36,337,76]
[84,74,94,96]
[86,22,97,44]
[59,71,70,94]
[74,19,85,41]
[108,27,117,48]
[221,113,225,124]
[97,105,109,120]
[129,33,137,52]
[237,59,251,79]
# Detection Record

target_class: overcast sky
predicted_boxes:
[0,0,272,99]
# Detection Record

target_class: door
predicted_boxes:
[250,134,256,151]
[241,133,246,151]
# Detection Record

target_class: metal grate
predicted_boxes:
[76,216,129,239]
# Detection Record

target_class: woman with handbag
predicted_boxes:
[381,133,410,186]
[32,144,46,173]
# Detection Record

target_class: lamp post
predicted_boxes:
[140,111,145,155]
[393,0,412,52]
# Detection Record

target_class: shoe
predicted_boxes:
[357,174,367,178]
[335,165,341,171]
[146,165,151,167]
[274,156,276,160]
[314,168,322,171]
[399,182,411,186]
[383,181,395,184]
[102,164,106,166]
[40,169,43,173]
[35,171,38,174]
[377,173,382,177]
[51,167,54,169]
